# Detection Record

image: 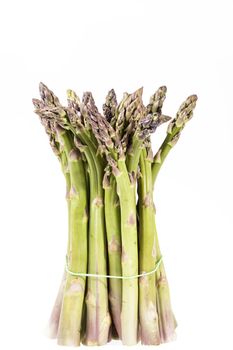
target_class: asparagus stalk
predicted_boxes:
[138,148,160,344]
[138,147,177,343]
[139,147,177,342]
[135,87,171,344]
[47,152,70,339]
[78,142,111,345]
[114,157,139,345]
[151,94,198,342]
[102,90,122,339]
[56,128,88,346]
[33,91,72,340]
[103,173,122,339]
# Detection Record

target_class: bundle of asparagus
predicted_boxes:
[32,83,197,346]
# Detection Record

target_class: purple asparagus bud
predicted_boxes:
[32,98,45,110]
[175,94,198,127]
[147,86,167,115]
[167,94,198,133]
[39,82,61,107]
[103,89,118,124]
[136,86,171,140]
[116,87,145,149]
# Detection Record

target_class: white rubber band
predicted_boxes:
[65,255,163,279]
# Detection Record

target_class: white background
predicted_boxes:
[0,0,233,349]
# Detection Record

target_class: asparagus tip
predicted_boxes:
[32,98,43,109]
[158,85,167,93]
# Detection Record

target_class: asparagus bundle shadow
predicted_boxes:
[32,83,197,346]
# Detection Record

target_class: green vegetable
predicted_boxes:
[32,83,197,346]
